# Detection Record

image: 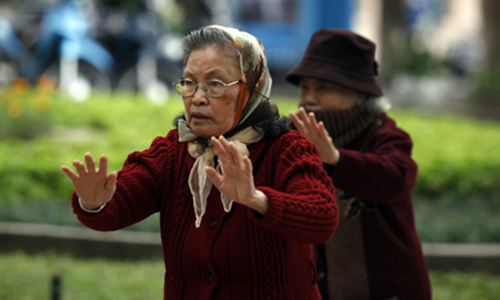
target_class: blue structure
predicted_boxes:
[23,0,114,83]
[234,0,353,70]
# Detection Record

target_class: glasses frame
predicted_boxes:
[174,78,242,98]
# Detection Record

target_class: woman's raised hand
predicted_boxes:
[205,136,269,216]
[61,153,117,210]
[290,107,340,166]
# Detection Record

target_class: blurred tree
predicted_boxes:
[99,0,140,10]
[476,0,500,103]
[379,0,408,86]
[174,0,212,34]
[481,0,500,73]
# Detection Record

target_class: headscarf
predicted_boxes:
[177,25,279,228]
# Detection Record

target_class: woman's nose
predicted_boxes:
[301,90,318,106]
[192,87,208,106]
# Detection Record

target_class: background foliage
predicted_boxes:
[1,93,499,203]
[1,92,500,242]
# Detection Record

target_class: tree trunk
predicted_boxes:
[476,0,500,104]
[481,0,500,72]
[379,0,407,86]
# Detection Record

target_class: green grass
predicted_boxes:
[0,252,164,300]
[431,271,500,300]
[1,251,500,300]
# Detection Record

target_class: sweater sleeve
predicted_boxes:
[326,122,417,204]
[72,131,179,231]
[251,131,338,244]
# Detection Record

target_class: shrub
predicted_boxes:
[390,110,500,199]
[0,95,499,204]
[0,77,54,140]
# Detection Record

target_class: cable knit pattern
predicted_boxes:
[72,129,337,300]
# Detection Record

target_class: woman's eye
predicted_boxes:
[184,80,195,87]
[299,84,309,91]
[206,81,223,88]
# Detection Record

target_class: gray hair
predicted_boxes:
[182,27,238,67]
[362,96,392,114]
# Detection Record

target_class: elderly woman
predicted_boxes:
[61,25,338,299]
[286,29,431,300]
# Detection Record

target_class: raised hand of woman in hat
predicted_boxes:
[290,107,340,166]
[205,136,269,216]
[61,153,117,210]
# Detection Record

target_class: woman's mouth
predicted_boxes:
[301,105,318,112]
[191,112,210,121]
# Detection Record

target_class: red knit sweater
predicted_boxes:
[72,129,338,300]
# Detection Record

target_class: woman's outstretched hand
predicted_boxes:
[290,107,340,166]
[205,136,269,216]
[61,153,117,210]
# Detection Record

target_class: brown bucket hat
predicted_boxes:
[286,28,383,96]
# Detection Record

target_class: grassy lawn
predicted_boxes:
[0,252,163,300]
[431,271,500,300]
[1,251,500,300]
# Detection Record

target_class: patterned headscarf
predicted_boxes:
[178,25,279,228]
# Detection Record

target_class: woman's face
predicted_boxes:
[183,46,241,138]
[298,77,365,111]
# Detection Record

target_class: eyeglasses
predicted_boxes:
[174,79,242,98]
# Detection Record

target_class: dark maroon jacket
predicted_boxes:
[318,113,431,300]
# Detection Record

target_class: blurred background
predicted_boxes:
[1,0,499,114]
[1,0,500,299]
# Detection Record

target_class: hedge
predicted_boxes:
[1,93,499,204]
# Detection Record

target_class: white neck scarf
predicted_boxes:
[179,119,263,228]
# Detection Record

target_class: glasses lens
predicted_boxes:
[175,81,184,95]
[204,80,226,97]
[176,79,196,97]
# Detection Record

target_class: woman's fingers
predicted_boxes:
[211,136,228,160]
[307,111,322,132]
[289,111,305,131]
[318,122,332,142]
[212,136,235,166]
[225,139,245,169]
[205,166,221,186]
[61,165,78,181]
[211,136,248,172]
[84,152,96,173]
[105,171,118,193]
[292,108,322,136]
[64,153,111,180]
[242,156,252,174]
[98,155,108,175]
[73,160,86,175]
[298,108,312,128]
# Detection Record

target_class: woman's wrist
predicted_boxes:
[250,190,269,216]
[322,147,340,166]
[78,198,107,213]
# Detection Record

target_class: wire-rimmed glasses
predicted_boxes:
[174,79,242,98]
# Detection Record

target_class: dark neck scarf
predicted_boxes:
[305,105,380,219]
[305,105,377,148]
